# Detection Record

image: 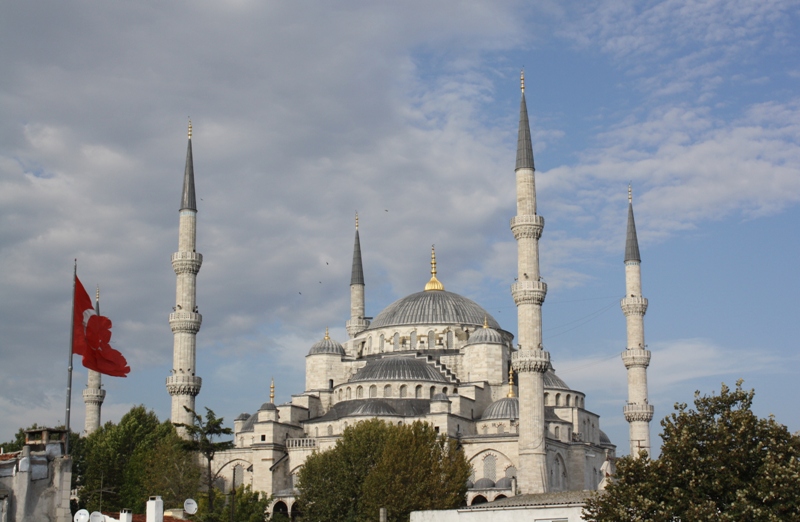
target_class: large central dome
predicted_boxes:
[367,290,501,330]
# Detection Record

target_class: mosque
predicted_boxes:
[83,73,654,516]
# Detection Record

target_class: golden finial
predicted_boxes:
[355,212,359,230]
[508,367,516,398]
[628,184,632,204]
[424,245,445,292]
[324,327,330,340]
[483,315,488,329]
[188,118,192,139]
[270,377,275,403]
[520,69,525,94]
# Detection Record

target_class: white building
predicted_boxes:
[170,74,652,519]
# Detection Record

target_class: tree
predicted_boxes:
[175,406,234,520]
[295,420,470,522]
[0,425,35,453]
[197,485,271,522]
[584,381,800,522]
[360,421,471,521]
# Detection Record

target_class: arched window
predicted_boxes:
[329,379,334,390]
[446,330,453,349]
[327,425,333,436]
[315,427,318,437]
[554,426,560,439]
[505,466,517,478]
[566,394,571,406]
[379,334,385,352]
[415,385,422,398]
[356,386,363,399]
[410,330,417,350]
[368,336,372,353]
[442,387,448,395]
[428,330,435,348]
[482,425,488,434]
[393,332,400,351]
[470,495,487,506]
[383,385,391,397]
[399,385,407,398]
[556,393,561,406]
[430,386,436,399]
[369,385,377,398]
[497,425,505,434]
[346,387,352,400]
[483,454,497,481]
[544,392,549,405]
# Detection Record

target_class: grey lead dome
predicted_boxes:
[308,337,345,356]
[350,356,448,383]
[367,290,501,330]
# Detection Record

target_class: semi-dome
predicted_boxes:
[351,401,398,416]
[482,397,519,420]
[308,329,345,356]
[543,369,570,390]
[473,478,495,489]
[431,392,450,402]
[350,356,448,383]
[367,290,501,330]
[259,402,277,411]
[495,477,514,489]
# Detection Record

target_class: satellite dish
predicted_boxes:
[89,512,104,522]
[74,510,90,522]
[184,498,198,515]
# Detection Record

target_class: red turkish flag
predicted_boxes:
[73,275,130,377]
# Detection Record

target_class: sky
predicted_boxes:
[1,1,799,457]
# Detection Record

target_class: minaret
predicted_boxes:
[621,186,653,457]
[346,213,369,337]
[510,71,550,493]
[82,286,106,435]
[167,120,203,431]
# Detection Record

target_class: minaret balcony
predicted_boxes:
[166,374,202,397]
[82,387,106,404]
[621,296,648,316]
[172,251,203,275]
[623,403,654,423]
[510,215,544,240]
[346,318,370,338]
[621,348,651,369]
[169,311,203,334]
[512,349,550,373]
[511,280,547,306]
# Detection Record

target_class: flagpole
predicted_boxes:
[65,259,76,455]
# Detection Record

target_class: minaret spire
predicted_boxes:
[346,212,369,338]
[620,186,653,457]
[424,245,444,292]
[82,285,106,435]
[510,71,550,493]
[167,121,203,436]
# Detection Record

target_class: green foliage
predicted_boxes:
[296,419,470,522]
[196,485,270,522]
[360,421,470,521]
[78,405,201,514]
[175,406,234,520]
[583,381,800,522]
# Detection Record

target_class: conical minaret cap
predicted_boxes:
[625,186,641,263]
[180,119,197,211]
[351,213,365,285]
[515,70,535,171]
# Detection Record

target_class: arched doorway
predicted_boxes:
[273,501,289,519]
[470,495,488,506]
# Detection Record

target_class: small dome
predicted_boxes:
[351,401,397,416]
[466,325,504,346]
[350,356,448,383]
[259,402,277,411]
[431,393,450,402]
[495,477,513,489]
[482,397,519,420]
[235,413,250,421]
[308,329,346,356]
[599,430,611,444]
[473,478,495,489]
[466,480,474,489]
[543,369,570,390]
